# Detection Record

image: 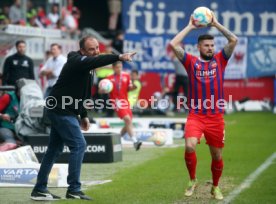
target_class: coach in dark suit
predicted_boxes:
[31,36,135,201]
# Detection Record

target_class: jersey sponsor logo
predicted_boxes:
[196,69,216,77]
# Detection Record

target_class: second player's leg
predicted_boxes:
[120,126,127,136]
[205,115,225,200]
[209,145,222,161]
[185,137,198,180]
[122,114,142,151]
[122,115,134,138]
[183,114,204,196]
[184,137,198,196]
[209,145,224,184]
[209,145,224,200]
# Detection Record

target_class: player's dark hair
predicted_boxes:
[15,40,26,47]
[131,69,139,75]
[51,43,62,50]
[112,61,122,67]
[198,34,214,43]
[79,35,95,49]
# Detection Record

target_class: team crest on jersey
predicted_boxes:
[22,60,29,67]
[210,61,217,68]
[13,60,18,65]
[194,63,201,69]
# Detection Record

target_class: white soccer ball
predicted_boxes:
[99,79,113,93]
[153,131,167,146]
[192,7,213,27]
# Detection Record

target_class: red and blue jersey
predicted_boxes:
[182,50,229,114]
[107,72,131,101]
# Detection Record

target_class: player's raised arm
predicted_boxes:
[170,16,196,61]
[210,12,238,58]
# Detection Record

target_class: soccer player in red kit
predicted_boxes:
[170,13,238,200]
[106,61,142,150]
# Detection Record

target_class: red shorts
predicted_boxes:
[116,108,133,119]
[184,113,225,148]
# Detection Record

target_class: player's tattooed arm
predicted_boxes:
[170,16,196,61]
[170,45,185,61]
[219,26,238,58]
[211,12,238,58]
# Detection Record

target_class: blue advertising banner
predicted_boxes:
[0,168,37,184]
[247,37,276,78]
[123,0,276,77]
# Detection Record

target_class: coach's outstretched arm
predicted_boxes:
[211,12,238,58]
[74,52,136,72]
[170,17,197,61]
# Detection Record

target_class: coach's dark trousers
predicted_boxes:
[34,110,87,192]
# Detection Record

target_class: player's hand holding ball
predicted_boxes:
[209,11,219,27]
[188,15,198,30]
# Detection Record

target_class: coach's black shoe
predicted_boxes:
[134,141,142,151]
[30,189,61,201]
[66,191,92,200]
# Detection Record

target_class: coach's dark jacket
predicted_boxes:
[48,51,119,118]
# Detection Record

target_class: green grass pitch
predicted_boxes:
[0,112,275,204]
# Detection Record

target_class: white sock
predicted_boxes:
[131,136,138,143]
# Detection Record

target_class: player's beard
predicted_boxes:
[200,52,214,61]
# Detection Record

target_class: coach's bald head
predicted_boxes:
[79,36,100,57]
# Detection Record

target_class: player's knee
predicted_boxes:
[123,116,131,124]
[185,143,196,152]
[185,139,197,152]
[212,152,222,161]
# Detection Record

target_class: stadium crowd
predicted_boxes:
[0,0,81,39]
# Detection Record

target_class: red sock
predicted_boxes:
[185,151,197,180]
[211,159,224,186]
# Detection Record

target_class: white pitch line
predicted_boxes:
[223,152,276,204]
